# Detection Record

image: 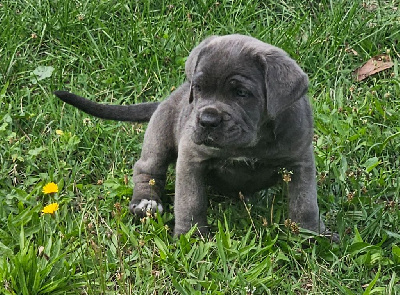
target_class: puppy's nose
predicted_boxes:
[198,107,222,128]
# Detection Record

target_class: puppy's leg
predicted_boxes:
[173,147,208,236]
[129,103,175,217]
[287,147,326,234]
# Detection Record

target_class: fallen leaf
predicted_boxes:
[353,54,394,82]
[30,65,55,84]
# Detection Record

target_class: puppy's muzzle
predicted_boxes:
[198,107,222,128]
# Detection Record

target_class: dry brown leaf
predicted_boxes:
[353,54,394,82]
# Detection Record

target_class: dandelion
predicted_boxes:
[42,182,58,194]
[83,118,92,126]
[55,129,64,135]
[134,124,143,134]
[245,286,256,295]
[281,168,293,183]
[77,13,85,21]
[148,179,156,186]
[42,203,59,215]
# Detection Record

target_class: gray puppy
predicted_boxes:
[55,34,329,238]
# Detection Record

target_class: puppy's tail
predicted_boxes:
[54,91,159,122]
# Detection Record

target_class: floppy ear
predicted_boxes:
[261,49,309,119]
[185,36,218,103]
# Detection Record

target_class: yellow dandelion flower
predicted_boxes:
[148,179,156,186]
[42,203,59,215]
[56,130,64,135]
[42,182,58,194]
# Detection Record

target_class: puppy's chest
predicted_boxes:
[207,157,281,191]
[223,157,260,169]
[213,157,274,173]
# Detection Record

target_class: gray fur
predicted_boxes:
[55,34,333,239]
[54,90,159,122]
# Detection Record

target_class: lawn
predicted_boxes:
[1,0,399,294]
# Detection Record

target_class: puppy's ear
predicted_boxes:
[261,49,309,119]
[185,36,218,103]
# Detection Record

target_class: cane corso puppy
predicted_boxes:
[55,34,329,238]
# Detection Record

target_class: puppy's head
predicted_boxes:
[185,35,308,149]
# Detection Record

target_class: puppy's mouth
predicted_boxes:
[192,107,257,148]
[201,137,215,146]
[192,133,221,148]
[192,126,244,148]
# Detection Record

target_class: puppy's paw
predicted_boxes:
[129,199,163,216]
[174,224,210,238]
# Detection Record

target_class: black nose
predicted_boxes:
[198,107,222,128]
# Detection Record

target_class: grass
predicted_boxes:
[1,0,399,293]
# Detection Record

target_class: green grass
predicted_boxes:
[1,0,400,294]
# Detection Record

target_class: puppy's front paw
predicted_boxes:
[129,199,163,216]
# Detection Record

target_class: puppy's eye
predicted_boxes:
[236,88,250,98]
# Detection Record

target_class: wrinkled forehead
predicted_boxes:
[195,43,264,84]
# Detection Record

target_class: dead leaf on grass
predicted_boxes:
[353,54,394,82]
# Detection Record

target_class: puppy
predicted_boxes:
[55,34,331,239]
